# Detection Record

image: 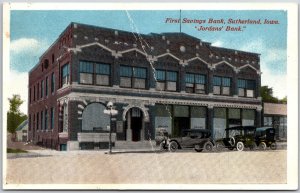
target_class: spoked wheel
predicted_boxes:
[194,144,203,152]
[216,142,225,152]
[259,142,267,150]
[203,141,213,152]
[168,141,178,152]
[229,137,235,147]
[236,141,244,151]
[270,142,277,150]
[159,141,168,151]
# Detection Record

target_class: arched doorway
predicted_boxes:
[125,107,144,142]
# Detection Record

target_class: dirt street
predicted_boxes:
[5,150,286,185]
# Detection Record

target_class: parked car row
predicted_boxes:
[156,126,277,152]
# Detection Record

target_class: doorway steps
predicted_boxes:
[115,141,158,150]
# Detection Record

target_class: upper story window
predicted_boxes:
[45,77,48,97]
[79,61,93,84]
[95,63,110,86]
[238,79,256,97]
[44,59,49,69]
[79,61,111,86]
[155,70,178,91]
[213,76,231,95]
[52,54,55,64]
[185,73,206,94]
[33,86,36,101]
[120,65,147,89]
[51,72,55,93]
[41,80,44,98]
[61,63,69,87]
[37,83,39,100]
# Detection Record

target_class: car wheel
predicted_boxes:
[270,142,277,150]
[258,142,267,150]
[169,141,178,152]
[194,144,203,152]
[236,141,244,151]
[203,141,213,152]
[216,142,224,151]
[229,137,235,146]
[159,141,168,151]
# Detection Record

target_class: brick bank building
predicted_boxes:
[28,23,262,150]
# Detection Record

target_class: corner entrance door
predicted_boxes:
[131,108,143,141]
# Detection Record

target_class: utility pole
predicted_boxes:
[180,9,182,33]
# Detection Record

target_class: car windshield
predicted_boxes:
[226,130,237,137]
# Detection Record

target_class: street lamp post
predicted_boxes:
[104,101,118,154]
[108,110,112,154]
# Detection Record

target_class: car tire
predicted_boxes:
[194,144,203,152]
[229,137,235,146]
[159,141,168,151]
[270,142,277,150]
[216,142,224,151]
[236,141,244,151]
[169,141,178,152]
[258,142,267,150]
[203,141,213,152]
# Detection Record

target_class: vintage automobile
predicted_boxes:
[255,127,277,150]
[215,126,257,151]
[167,129,214,152]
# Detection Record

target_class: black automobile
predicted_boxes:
[215,126,257,151]
[167,129,214,152]
[255,127,277,150]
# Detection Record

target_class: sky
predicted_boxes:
[9,10,287,114]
